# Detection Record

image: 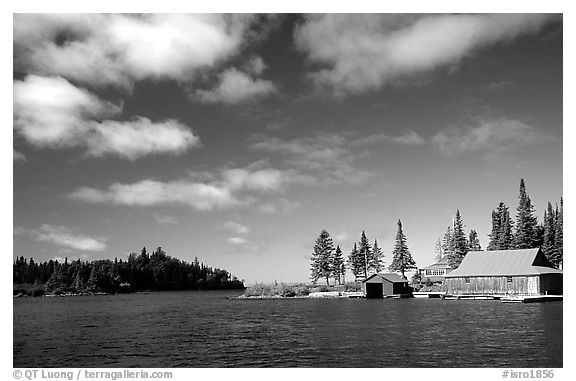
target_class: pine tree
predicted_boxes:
[310,229,335,285]
[513,179,539,249]
[552,198,563,268]
[447,210,468,269]
[357,231,371,280]
[468,230,482,251]
[498,204,514,250]
[487,210,500,251]
[542,202,556,262]
[442,225,455,259]
[389,220,416,279]
[347,243,363,282]
[331,245,345,285]
[368,239,385,274]
[434,238,444,262]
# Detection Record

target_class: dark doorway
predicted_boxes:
[366,283,383,298]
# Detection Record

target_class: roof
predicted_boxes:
[421,257,451,270]
[445,248,563,277]
[364,273,408,283]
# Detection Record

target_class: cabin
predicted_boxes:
[363,273,411,298]
[419,257,452,283]
[445,248,562,296]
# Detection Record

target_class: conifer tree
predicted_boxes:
[552,198,563,268]
[487,210,500,250]
[347,243,363,281]
[368,239,385,274]
[442,225,454,258]
[310,229,335,285]
[498,204,514,250]
[357,231,371,280]
[468,230,482,251]
[513,179,539,249]
[389,220,416,278]
[446,209,468,268]
[434,238,444,262]
[331,245,345,285]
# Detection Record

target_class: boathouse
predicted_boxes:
[363,273,411,298]
[419,257,452,283]
[445,248,562,296]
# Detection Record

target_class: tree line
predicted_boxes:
[435,179,563,269]
[13,246,245,295]
[310,219,416,285]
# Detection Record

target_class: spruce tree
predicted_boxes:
[368,239,385,274]
[542,202,556,262]
[446,209,468,268]
[310,229,335,285]
[513,179,538,249]
[434,238,444,262]
[389,220,416,279]
[552,198,563,268]
[442,225,454,258]
[331,245,345,285]
[347,243,363,282]
[468,230,482,251]
[357,231,371,280]
[498,204,514,250]
[487,210,500,251]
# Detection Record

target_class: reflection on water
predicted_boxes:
[13,291,562,367]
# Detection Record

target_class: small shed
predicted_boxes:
[363,273,411,298]
[445,248,562,295]
[419,257,453,283]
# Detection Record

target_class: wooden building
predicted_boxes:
[445,248,562,296]
[419,257,453,283]
[363,273,411,298]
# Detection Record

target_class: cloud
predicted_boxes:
[31,224,106,251]
[194,68,276,104]
[258,198,301,215]
[431,119,553,156]
[294,14,558,95]
[87,117,199,160]
[250,133,372,185]
[14,75,199,159]
[154,213,180,225]
[221,221,250,235]
[227,236,250,245]
[14,14,261,88]
[13,150,26,162]
[353,131,425,146]
[69,165,294,211]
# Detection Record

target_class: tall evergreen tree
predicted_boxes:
[468,230,482,251]
[347,243,363,281]
[542,202,556,261]
[513,179,539,249]
[446,209,468,268]
[498,204,514,250]
[310,229,335,285]
[368,239,385,274]
[434,238,444,262]
[331,245,345,285]
[357,231,372,280]
[552,198,563,269]
[487,210,500,250]
[389,220,416,279]
[441,225,455,259]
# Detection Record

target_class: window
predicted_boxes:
[507,277,513,283]
[425,269,446,276]
[465,277,470,284]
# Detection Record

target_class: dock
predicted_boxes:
[413,291,446,298]
[500,295,563,303]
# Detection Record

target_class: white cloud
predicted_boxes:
[353,131,425,146]
[13,150,26,162]
[258,198,301,215]
[154,213,180,225]
[69,165,294,211]
[221,221,250,235]
[31,224,106,251]
[431,119,553,156]
[13,75,199,159]
[14,14,259,88]
[227,236,250,245]
[194,68,276,104]
[294,14,558,95]
[87,117,199,160]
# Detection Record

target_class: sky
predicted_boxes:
[12,13,563,284]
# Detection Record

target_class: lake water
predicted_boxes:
[13,291,562,368]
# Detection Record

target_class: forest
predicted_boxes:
[13,246,245,296]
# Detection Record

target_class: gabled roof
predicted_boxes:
[445,248,563,277]
[421,257,451,270]
[364,273,408,283]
